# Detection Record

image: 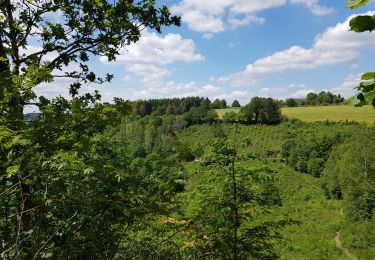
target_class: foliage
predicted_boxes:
[231,99,241,108]
[0,0,182,258]
[286,98,298,107]
[0,0,180,126]
[281,133,344,177]
[322,129,375,221]
[305,91,344,106]
[210,98,228,109]
[346,0,375,107]
[132,97,211,117]
[223,111,239,123]
[180,137,284,259]
[240,97,282,125]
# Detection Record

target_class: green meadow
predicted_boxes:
[216,106,375,124]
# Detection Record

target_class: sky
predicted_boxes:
[33,0,375,107]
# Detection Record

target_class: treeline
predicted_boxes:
[131,97,243,117]
[130,96,281,126]
[283,91,344,107]
[131,97,211,117]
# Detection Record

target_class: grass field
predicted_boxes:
[216,106,375,124]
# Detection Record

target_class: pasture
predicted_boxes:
[216,106,375,124]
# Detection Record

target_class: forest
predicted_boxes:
[1,0,375,259]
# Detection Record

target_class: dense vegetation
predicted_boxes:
[1,0,374,259]
[304,92,344,106]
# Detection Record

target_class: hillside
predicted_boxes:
[178,122,375,259]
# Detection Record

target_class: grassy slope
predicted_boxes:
[178,123,374,259]
[215,106,375,124]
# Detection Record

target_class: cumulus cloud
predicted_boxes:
[259,87,288,97]
[290,89,316,98]
[171,0,332,36]
[101,30,203,82]
[330,73,361,97]
[290,0,334,16]
[171,0,287,35]
[129,80,253,104]
[219,12,375,87]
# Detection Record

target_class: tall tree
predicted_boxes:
[231,99,241,108]
[181,136,284,259]
[0,1,181,257]
[0,0,180,127]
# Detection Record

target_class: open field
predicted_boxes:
[216,106,375,124]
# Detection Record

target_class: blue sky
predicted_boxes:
[35,0,375,106]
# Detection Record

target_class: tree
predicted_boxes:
[346,0,375,107]
[0,0,180,127]
[220,99,227,109]
[180,137,284,259]
[286,98,298,107]
[306,92,318,105]
[322,130,375,221]
[211,99,222,109]
[241,97,282,124]
[0,1,181,257]
[206,109,219,124]
[223,111,238,123]
[231,99,241,107]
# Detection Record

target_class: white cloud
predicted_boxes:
[290,89,316,98]
[103,30,203,65]
[129,80,253,105]
[171,0,332,35]
[171,0,286,35]
[219,12,375,87]
[259,87,287,97]
[228,14,265,29]
[203,33,214,40]
[288,83,308,89]
[290,0,334,16]
[330,73,361,97]
[101,30,203,82]
[127,64,171,82]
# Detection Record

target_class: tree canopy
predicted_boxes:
[0,0,180,126]
[240,97,282,125]
[346,0,375,107]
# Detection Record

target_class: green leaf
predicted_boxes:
[349,15,375,32]
[357,93,365,102]
[346,0,369,9]
[84,167,95,175]
[6,165,20,177]
[358,82,375,93]
[361,72,375,80]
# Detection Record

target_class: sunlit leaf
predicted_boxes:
[346,0,369,9]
